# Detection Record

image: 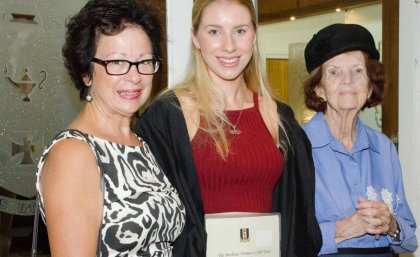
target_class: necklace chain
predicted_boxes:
[227,100,244,135]
[229,109,243,134]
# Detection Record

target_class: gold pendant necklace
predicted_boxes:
[228,93,245,135]
[228,106,244,135]
[226,92,247,135]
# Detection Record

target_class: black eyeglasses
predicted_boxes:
[91,57,161,75]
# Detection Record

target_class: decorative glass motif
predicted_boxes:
[0,0,85,209]
[4,67,47,102]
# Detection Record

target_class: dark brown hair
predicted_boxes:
[62,0,162,100]
[304,54,385,112]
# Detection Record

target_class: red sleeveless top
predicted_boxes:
[191,93,284,214]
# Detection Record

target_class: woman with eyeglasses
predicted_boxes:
[35,0,185,256]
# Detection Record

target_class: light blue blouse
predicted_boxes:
[303,112,417,255]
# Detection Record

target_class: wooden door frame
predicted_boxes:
[381,0,398,141]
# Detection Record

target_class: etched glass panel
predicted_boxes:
[0,0,85,206]
[0,0,87,255]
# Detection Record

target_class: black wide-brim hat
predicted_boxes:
[304,23,380,73]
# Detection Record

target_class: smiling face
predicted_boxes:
[87,25,154,117]
[317,50,372,115]
[192,0,256,85]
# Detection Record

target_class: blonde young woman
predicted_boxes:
[135,0,322,256]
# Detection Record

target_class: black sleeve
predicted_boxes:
[134,95,207,257]
[274,102,322,257]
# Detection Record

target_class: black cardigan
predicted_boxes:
[135,92,322,257]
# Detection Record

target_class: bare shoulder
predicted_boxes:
[40,138,103,256]
[40,138,101,201]
[41,138,97,177]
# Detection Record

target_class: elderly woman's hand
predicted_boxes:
[356,197,398,239]
[335,197,395,243]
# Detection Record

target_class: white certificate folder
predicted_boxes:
[205,212,280,257]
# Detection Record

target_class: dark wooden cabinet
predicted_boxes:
[259,0,297,14]
[258,0,380,24]
[381,0,399,141]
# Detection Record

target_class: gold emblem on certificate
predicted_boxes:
[205,213,280,257]
[240,228,250,242]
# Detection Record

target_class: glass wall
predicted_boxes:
[0,1,86,256]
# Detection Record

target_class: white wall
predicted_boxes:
[166,0,193,87]
[259,12,344,59]
[399,0,420,256]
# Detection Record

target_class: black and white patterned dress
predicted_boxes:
[36,129,186,257]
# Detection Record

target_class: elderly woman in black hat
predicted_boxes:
[302,23,418,256]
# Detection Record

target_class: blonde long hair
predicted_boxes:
[169,0,287,159]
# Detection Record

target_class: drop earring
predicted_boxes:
[86,93,93,102]
[84,78,92,102]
